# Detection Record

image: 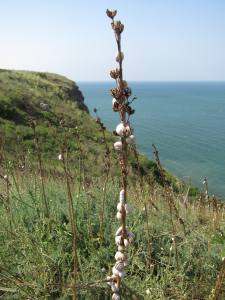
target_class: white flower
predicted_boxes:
[58,154,62,160]
[3,175,7,179]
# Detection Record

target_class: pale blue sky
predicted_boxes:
[0,0,225,81]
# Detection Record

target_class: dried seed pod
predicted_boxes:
[110,68,120,79]
[112,20,124,34]
[114,141,122,151]
[112,293,120,300]
[111,87,121,100]
[106,9,117,19]
[126,134,135,144]
[116,52,124,63]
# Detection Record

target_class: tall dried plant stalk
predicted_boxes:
[106,9,136,300]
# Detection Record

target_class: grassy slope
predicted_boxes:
[0,69,162,181]
[0,70,224,299]
[0,174,224,299]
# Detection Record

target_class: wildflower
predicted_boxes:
[3,175,7,179]
[58,154,62,160]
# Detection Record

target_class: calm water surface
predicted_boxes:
[78,81,225,198]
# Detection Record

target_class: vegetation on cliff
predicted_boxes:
[0,70,224,299]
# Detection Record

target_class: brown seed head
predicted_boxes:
[112,20,124,34]
[110,68,120,79]
[106,9,117,19]
[111,88,121,100]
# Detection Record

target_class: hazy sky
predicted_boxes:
[1,0,225,81]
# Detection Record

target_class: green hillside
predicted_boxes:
[0,69,161,180]
[0,70,224,299]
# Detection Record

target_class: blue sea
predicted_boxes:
[78,82,225,198]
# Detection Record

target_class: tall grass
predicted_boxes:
[0,161,224,299]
